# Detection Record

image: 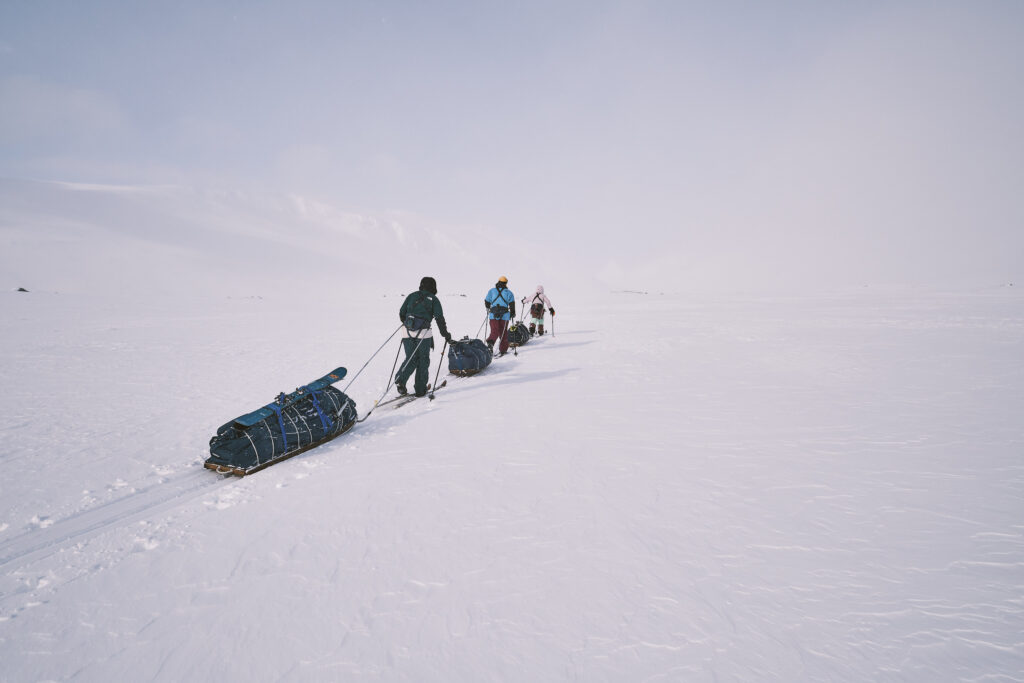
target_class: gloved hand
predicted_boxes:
[549,308,555,316]
[443,333,452,343]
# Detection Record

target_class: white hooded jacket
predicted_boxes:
[524,285,553,318]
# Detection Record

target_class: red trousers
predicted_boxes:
[487,318,510,354]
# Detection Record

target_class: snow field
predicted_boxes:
[1,287,1022,681]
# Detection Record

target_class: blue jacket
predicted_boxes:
[485,286,516,321]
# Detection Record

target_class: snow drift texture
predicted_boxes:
[1,180,1023,682]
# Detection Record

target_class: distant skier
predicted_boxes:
[523,285,555,336]
[484,276,516,356]
[397,276,452,397]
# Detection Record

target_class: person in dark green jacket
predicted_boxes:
[397,276,452,396]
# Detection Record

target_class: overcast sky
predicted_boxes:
[2,1,1022,290]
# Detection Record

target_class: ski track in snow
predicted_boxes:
[0,468,231,570]
[2,289,1024,681]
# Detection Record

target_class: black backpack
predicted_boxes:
[404,292,433,331]
[488,289,511,318]
[528,293,546,318]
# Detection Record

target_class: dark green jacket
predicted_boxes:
[399,288,450,339]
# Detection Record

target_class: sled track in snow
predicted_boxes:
[0,469,232,571]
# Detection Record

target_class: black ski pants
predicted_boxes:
[396,337,432,395]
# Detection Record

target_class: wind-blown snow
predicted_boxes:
[1,184,1022,681]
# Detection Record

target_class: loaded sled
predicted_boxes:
[448,337,492,376]
[205,367,357,476]
[507,322,532,348]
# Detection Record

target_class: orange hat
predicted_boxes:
[498,276,508,283]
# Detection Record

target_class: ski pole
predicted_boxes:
[375,336,425,404]
[500,318,516,357]
[429,339,448,400]
[355,341,405,423]
[357,334,430,423]
[508,319,524,356]
[392,336,427,391]
[342,323,404,394]
[476,313,488,339]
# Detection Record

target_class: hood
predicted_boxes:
[536,285,544,294]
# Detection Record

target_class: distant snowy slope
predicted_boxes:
[0,178,510,296]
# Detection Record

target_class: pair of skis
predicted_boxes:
[356,380,448,422]
[383,380,448,409]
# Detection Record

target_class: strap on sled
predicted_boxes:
[269,403,289,451]
[305,387,334,432]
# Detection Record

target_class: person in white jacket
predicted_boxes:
[523,285,555,336]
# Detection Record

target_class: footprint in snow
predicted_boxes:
[29,515,54,529]
[205,489,245,510]
[132,536,160,552]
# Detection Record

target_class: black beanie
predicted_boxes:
[420,276,437,295]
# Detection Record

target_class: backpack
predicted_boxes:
[404,292,433,331]
[528,292,546,318]
[488,289,511,318]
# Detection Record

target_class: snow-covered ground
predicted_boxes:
[1,184,1023,681]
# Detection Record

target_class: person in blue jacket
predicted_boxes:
[484,276,516,356]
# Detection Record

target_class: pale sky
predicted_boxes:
[2,1,1022,290]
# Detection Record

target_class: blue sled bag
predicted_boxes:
[205,367,357,475]
[448,338,493,376]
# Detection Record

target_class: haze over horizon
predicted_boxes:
[2,1,1022,292]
